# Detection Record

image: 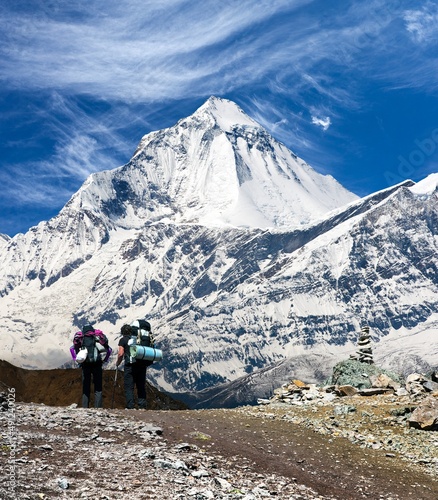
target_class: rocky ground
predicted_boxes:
[2,360,438,499]
[1,391,438,500]
[1,402,333,500]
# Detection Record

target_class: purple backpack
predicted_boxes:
[70,325,112,363]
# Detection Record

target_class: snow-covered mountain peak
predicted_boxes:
[122,97,359,230]
[409,173,438,196]
[192,96,260,132]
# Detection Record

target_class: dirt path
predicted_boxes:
[139,408,438,499]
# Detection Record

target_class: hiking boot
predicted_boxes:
[94,391,103,408]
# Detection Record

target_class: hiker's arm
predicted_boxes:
[116,346,124,367]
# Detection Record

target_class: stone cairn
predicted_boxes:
[351,325,374,364]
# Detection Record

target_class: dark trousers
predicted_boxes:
[124,363,147,409]
[81,363,103,408]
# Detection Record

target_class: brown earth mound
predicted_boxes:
[0,359,186,410]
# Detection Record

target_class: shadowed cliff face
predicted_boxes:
[0,360,186,410]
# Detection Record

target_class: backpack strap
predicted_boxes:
[93,329,108,346]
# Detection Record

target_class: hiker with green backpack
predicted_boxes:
[116,320,161,410]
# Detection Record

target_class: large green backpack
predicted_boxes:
[129,319,154,365]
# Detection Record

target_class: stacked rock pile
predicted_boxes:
[356,326,374,364]
[350,325,374,364]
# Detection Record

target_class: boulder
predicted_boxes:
[292,379,308,388]
[369,373,400,391]
[422,380,438,393]
[286,382,308,393]
[330,359,401,389]
[408,396,438,430]
[336,385,359,397]
[406,373,426,383]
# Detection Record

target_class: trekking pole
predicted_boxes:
[111,368,118,409]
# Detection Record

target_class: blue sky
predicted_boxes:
[1,0,437,236]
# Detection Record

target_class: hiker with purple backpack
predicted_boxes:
[70,324,112,408]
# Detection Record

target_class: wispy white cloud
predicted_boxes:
[2,0,431,116]
[311,116,331,131]
[317,1,438,93]
[246,96,313,151]
[404,2,438,43]
[0,0,418,107]
[0,92,141,207]
[0,0,312,101]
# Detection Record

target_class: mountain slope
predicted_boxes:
[0,359,186,409]
[0,99,437,404]
[148,177,438,393]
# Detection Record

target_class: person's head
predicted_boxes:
[82,324,94,334]
[121,324,132,336]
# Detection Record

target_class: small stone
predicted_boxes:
[141,423,163,435]
[153,458,188,471]
[138,448,156,460]
[174,442,192,451]
[214,477,232,490]
[334,405,356,415]
[192,469,210,478]
[322,393,337,402]
[358,388,394,396]
[257,398,271,405]
[57,477,69,490]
